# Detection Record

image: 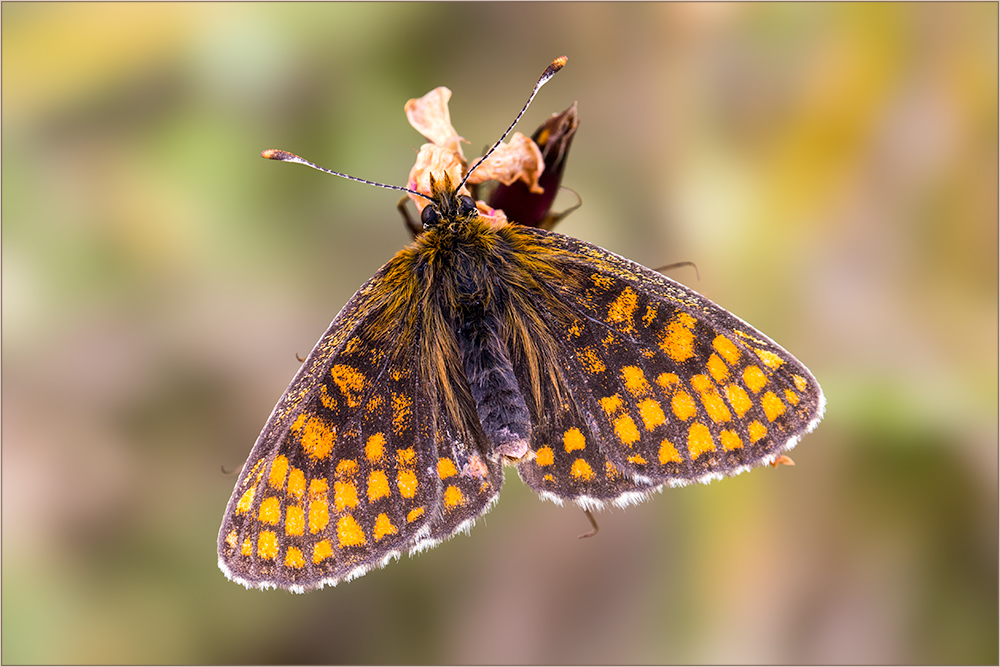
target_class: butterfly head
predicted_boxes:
[419,172,480,230]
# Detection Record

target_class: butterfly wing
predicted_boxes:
[515,227,825,507]
[218,259,501,592]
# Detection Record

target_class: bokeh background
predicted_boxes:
[3,3,996,664]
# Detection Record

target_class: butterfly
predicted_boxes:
[218,57,825,592]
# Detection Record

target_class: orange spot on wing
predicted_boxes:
[639,398,666,430]
[743,365,767,393]
[621,366,651,396]
[672,390,697,421]
[236,487,255,514]
[268,456,289,490]
[606,287,639,332]
[337,515,367,547]
[657,372,681,391]
[706,354,729,383]
[785,388,800,406]
[659,439,683,464]
[591,273,614,289]
[749,420,767,443]
[754,348,784,369]
[365,433,386,462]
[330,364,366,407]
[563,428,585,452]
[258,496,281,525]
[535,446,555,466]
[444,485,466,509]
[687,423,715,459]
[761,391,786,421]
[293,414,336,460]
[287,468,305,501]
[373,513,398,540]
[367,470,391,501]
[365,394,384,416]
[397,447,417,467]
[724,384,752,418]
[614,414,641,445]
[720,429,743,451]
[257,531,279,560]
[397,470,418,499]
[285,505,305,536]
[712,335,741,364]
[578,346,606,374]
[659,312,696,362]
[308,479,329,533]
[335,459,358,477]
[284,546,305,569]
[692,374,732,423]
[334,481,359,511]
[570,458,595,480]
[600,394,623,414]
[312,540,333,563]
[391,393,412,434]
[437,458,458,479]
[642,304,657,327]
[318,385,337,410]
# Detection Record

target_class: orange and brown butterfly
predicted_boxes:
[218,56,825,592]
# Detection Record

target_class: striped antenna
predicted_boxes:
[259,149,434,203]
[457,56,568,193]
[261,56,568,204]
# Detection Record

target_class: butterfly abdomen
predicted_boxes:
[455,300,532,460]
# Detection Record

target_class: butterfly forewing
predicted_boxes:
[515,228,824,505]
[218,262,499,591]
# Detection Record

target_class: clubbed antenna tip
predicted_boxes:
[458,56,569,192]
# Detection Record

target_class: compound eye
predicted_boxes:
[420,205,441,228]
[458,195,478,216]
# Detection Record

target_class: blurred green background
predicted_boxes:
[3,3,996,664]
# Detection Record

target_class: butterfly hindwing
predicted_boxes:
[516,384,663,507]
[515,227,825,506]
[418,423,503,547]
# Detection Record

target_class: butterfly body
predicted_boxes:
[219,174,824,592]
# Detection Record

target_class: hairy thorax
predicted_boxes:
[375,213,575,464]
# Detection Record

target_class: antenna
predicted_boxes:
[457,56,568,192]
[260,149,434,203]
[260,56,568,204]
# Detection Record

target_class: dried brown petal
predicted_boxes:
[404,87,466,160]
[406,143,468,211]
[771,455,796,467]
[465,132,545,194]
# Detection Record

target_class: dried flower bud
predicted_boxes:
[488,102,579,230]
